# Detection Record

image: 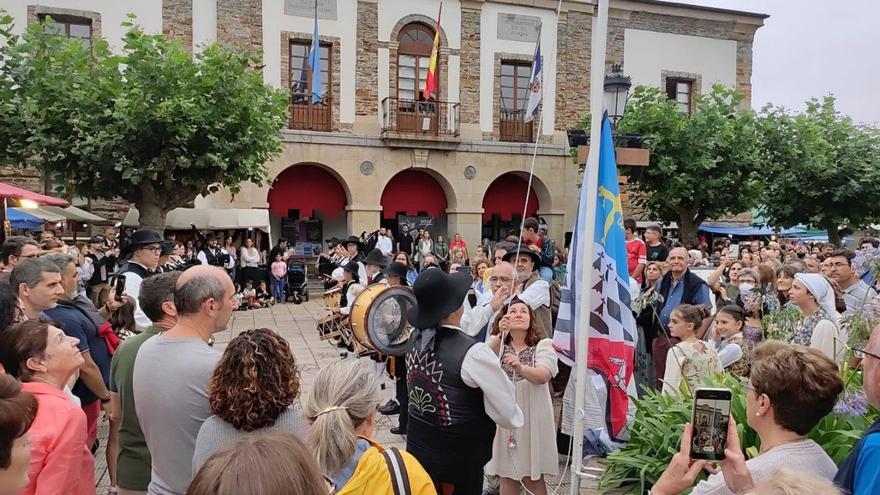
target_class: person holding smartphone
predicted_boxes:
[652,341,844,495]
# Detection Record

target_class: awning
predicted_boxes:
[12,207,66,222]
[40,205,105,222]
[123,207,271,232]
[8,208,43,230]
[0,182,68,206]
[698,225,806,236]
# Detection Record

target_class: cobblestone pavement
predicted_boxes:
[95,300,611,494]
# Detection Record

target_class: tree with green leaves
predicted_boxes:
[0,14,288,233]
[611,85,764,246]
[757,96,880,245]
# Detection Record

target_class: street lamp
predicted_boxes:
[604,64,631,130]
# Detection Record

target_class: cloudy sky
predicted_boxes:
[678,0,879,124]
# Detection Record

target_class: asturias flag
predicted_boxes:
[553,112,637,440]
[423,3,442,100]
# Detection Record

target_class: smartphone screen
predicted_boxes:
[729,244,740,258]
[691,388,732,460]
[113,274,127,302]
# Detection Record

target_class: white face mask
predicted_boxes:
[739,283,755,293]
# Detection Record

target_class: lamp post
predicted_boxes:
[604,64,631,131]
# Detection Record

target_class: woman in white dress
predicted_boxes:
[486,298,558,495]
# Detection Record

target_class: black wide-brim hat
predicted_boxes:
[501,243,542,267]
[344,235,365,251]
[342,260,361,282]
[122,229,164,256]
[383,262,409,286]
[363,248,387,267]
[407,269,472,329]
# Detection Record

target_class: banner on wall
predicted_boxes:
[397,215,434,232]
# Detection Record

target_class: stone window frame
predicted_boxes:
[660,70,702,115]
[281,31,342,132]
[490,52,549,143]
[382,15,456,106]
[27,5,102,40]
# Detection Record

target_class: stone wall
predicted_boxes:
[553,10,592,130]
[355,0,379,117]
[458,6,481,125]
[217,0,263,53]
[162,0,193,50]
[0,166,43,194]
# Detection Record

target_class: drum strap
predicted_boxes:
[381,447,411,495]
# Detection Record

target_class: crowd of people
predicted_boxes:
[0,215,877,495]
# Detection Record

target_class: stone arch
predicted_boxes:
[389,14,449,48]
[267,162,352,218]
[379,168,458,219]
[482,170,554,215]
[387,15,451,104]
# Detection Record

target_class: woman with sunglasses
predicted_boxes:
[305,359,436,495]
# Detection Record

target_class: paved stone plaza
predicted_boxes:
[95,300,610,494]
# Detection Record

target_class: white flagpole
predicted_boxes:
[569,0,609,492]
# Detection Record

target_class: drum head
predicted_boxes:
[366,287,417,356]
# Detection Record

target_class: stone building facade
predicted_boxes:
[2,0,766,247]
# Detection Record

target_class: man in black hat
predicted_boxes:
[502,245,553,339]
[362,248,388,286]
[344,235,365,263]
[197,233,225,267]
[119,229,164,331]
[333,260,364,318]
[405,269,523,494]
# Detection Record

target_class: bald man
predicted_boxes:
[133,266,237,495]
[652,247,712,388]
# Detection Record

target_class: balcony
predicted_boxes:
[499,109,535,143]
[289,94,331,132]
[381,97,460,146]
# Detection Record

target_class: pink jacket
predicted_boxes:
[21,382,95,495]
[271,261,288,279]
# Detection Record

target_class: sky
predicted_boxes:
[676,0,880,124]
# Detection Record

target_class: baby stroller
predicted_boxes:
[287,261,310,304]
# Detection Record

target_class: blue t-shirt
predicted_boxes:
[659,278,711,330]
[45,301,112,406]
[854,432,880,494]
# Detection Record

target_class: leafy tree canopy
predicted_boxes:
[0,13,288,232]
[607,84,764,245]
[756,96,880,245]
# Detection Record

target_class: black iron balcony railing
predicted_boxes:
[381,97,460,138]
[289,93,331,131]
[499,109,535,143]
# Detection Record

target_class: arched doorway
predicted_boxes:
[381,169,449,240]
[481,173,540,241]
[396,23,439,132]
[267,164,349,253]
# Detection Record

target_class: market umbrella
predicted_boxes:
[7,208,43,230]
[0,182,69,241]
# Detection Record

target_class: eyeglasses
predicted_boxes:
[140,246,162,253]
[851,346,880,361]
[743,381,760,395]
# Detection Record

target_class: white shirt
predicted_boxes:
[340,283,364,316]
[376,235,393,256]
[240,247,261,268]
[461,277,550,341]
[445,325,524,430]
[123,262,152,331]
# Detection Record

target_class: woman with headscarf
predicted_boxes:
[787,273,845,363]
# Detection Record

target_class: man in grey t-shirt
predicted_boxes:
[133,266,238,495]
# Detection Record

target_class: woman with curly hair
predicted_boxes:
[192,328,303,473]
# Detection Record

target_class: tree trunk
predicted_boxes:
[134,195,168,236]
[677,213,699,247]
[823,219,841,246]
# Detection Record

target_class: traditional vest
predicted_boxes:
[120,261,152,280]
[201,247,223,267]
[405,327,496,477]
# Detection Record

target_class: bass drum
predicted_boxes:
[349,284,417,356]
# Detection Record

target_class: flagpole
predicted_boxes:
[569,0,609,492]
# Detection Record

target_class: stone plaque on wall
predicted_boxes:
[284,0,337,21]
[497,13,541,43]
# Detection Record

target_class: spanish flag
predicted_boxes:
[423,3,442,100]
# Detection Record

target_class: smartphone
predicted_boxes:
[112,274,127,302]
[728,244,740,258]
[691,388,732,460]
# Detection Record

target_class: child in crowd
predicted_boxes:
[661,304,723,396]
[256,280,274,307]
[233,283,246,310]
[243,280,259,309]
[714,304,751,377]
[270,253,287,303]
